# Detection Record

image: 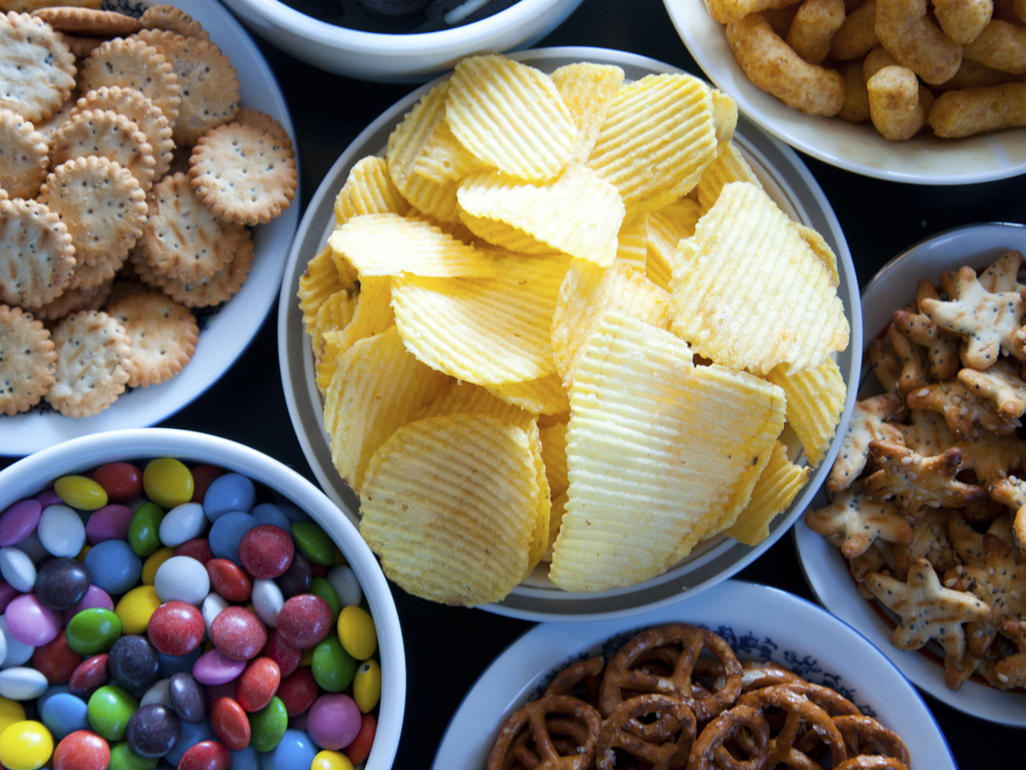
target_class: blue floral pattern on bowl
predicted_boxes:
[102,0,146,17]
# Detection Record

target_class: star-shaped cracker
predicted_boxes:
[866,336,902,393]
[897,409,956,456]
[887,322,929,394]
[891,281,960,381]
[893,509,958,581]
[958,359,1026,421]
[954,428,1026,487]
[862,440,986,518]
[826,392,905,492]
[993,620,1026,689]
[865,557,992,663]
[805,485,913,559]
[905,380,1020,441]
[947,509,988,567]
[988,476,1026,551]
[920,265,1026,370]
[978,250,1026,294]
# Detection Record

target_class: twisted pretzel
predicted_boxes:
[487,695,602,770]
[835,759,910,770]
[834,715,912,767]
[737,660,806,693]
[596,694,697,770]
[738,685,848,769]
[686,704,770,770]
[544,656,605,709]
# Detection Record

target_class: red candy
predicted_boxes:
[177,740,232,770]
[345,713,377,765]
[32,630,83,683]
[68,654,109,697]
[238,525,294,579]
[260,629,301,678]
[148,601,206,656]
[175,538,214,564]
[190,465,225,504]
[210,697,251,750]
[236,657,280,712]
[206,559,252,603]
[209,606,267,661]
[276,668,319,716]
[274,594,332,649]
[91,462,143,502]
[53,730,111,770]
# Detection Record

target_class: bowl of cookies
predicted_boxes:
[663,0,1026,183]
[0,0,300,455]
[217,0,586,82]
[279,47,861,619]
[795,221,1026,724]
[432,580,956,769]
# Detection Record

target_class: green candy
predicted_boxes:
[66,608,122,655]
[290,522,338,565]
[128,502,164,557]
[108,742,158,770]
[311,634,357,693]
[249,696,288,752]
[310,577,340,624]
[88,686,139,741]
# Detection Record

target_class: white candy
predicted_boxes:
[140,679,173,708]
[37,504,87,558]
[0,547,35,593]
[327,565,362,609]
[0,667,47,700]
[0,618,32,669]
[251,579,284,628]
[158,503,207,547]
[202,592,230,635]
[153,556,210,606]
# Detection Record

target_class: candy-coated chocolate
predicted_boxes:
[337,605,377,661]
[65,608,122,656]
[53,729,111,770]
[83,541,141,596]
[139,678,172,709]
[177,739,231,770]
[174,538,214,564]
[140,548,174,585]
[306,694,361,751]
[0,499,41,547]
[326,566,362,610]
[92,463,144,503]
[0,581,20,613]
[275,594,332,649]
[309,578,340,624]
[168,672,206,724]
[142,460,193,510]
[201,592,230,636]
[5,593,61,646]
[40,691,90,740]
[311,636,355,694]
[0,616,35,667]
[61,586,115,626]
[247,696,288,752]
[148,601,205,657]
[108,636,160,696]
[289,522,338,566]
[87,685,138,741]
[163,718,214,767]
[251,578,284,628]
[127,504,164,558]
[68,655,110,698]
[206,559,251,603]
[109,739,159,770]
[343,713,376,766]
[85,505,134,544]
[314,748,356,770]
[235,657,279,713]
[261,728,317,770]
[274,552,311,600]
[36,558,91,611]
[209,697,250,750]
[252,503,292,533]
[192,649,245,686]
[0,547,36,592]
[238,525,293,579]
[0,667,49,700]
[352,660,381,713]
[156,647,202,680]
[124,703,180,758]
[55,476,108,512]
[208,512,259,565]
[203,474,256,522]
[188,466,224,506]
[153,556,209,606]
[157,504,206,549]
[0,696,25,733]
[31,631,83,684]
[275,668,318,716]
[114,586,162,636]
[230,745,262,769]
[37,505,86,558]
[260,629,301,678]
[209,606,266,661]
[35,683,69,713]
[0,719,54,770]
[15,531,48,564]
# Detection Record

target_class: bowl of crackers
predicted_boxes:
[663,0,1026,183]
[217,0,586,82]
[0,1,300,454]
[279,47,862,620]
[795,221,1026,725]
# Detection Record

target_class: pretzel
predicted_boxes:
[596,694,697,770]
[835,757,911,769]
[834,714,912,766]
[686,704,769,770]
[486,695,602,770]
[738,660,806,692]
[543,656,605,708]
[737,685,848,768]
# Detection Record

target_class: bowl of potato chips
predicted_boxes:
[279,47,862,619]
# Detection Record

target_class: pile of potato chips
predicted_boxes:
[297,53,851,606]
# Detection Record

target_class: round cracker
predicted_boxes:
[0,107,49,199]
[107,290,197,387]
[189,109,297,225]
[67,249,125,292]
[0,11,76,123]
[139,4,207,40]
[0,198,75,309]
[51,108,157,192]
[74,86,175,181]
[0,303,55,414]
[32,7,142,35]
[31,279,111,322]
[39,155,148,269]
[45,308,130,417]
[78,37,181,126]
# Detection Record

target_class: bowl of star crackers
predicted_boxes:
[796,221,1026,725]
[0,1,300,454]
[279,47,862,620]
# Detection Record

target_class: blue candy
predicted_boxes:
[83,539,142,595]
[208,512,259,564]
[252,503,292,534]
[157,646,203,678]
[36,683,69,714]
[41,691,90,740]
[232,745,263,769]
[203,474,256,522]
[259,729,317,770]
[164,715,215,766]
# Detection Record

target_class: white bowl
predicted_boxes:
[0,427,406,768]
[431,580,956,769]
[217,0,586,82]
[795,222,1026,726]
[663,0,1026,184]
[277,47,862,621]
[0,0,300,456]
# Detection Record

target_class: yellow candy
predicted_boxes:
[0,698,25,734]
[352,659,381,713]
[76,544,91,562]
[337,605,377,660]
[0,721,53,770]
[312,750,355,770]
[54,475,108,511]
[143,458,194,509]
[115,585,162,635]
[142,548,175,585]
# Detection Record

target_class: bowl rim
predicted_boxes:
[223,0,575,54]
[0,427,406,770]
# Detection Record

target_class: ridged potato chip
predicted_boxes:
[549,313,786,592]
[334,155,410,226]
[412,119,484,184]
[485,372,569,416]
[726,441,812,545]
[647,198,703,291]
[298,245,356,339]
[671,181,849,374]
[360,414,547,606]
[616,214,649,273]
[418,379,531,426]
[551,62,625,164]
[318,275,395,389]
[540,421,569,499]
[764,358,846,467]
[694,140,762,212]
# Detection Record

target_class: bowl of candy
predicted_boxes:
[0,428,404,769]
[217,0,587,81]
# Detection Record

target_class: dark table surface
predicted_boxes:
[7,0,1026,766]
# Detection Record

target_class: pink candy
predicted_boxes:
[5,593,61,646]
[307,693,361,750]
[0,499,41,547]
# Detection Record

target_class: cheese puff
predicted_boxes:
[928,82,1026,136]
[874,0,963,83]
[935,58,1016,89]
[867,65,933,138]
[934,0,993,44]
[838,58,872,120]
[763,3,801,34]
[864,44,901,77]
[831,0,879,59]
[787,0,847,62]
[702,0,803,24]
[726,13,847,115]
[963,19,1026,73]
